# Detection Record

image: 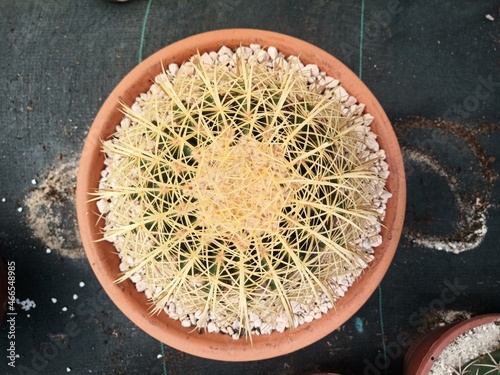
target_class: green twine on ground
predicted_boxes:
[138,0,153,64]
[161,342,167,375]
[358,0,365,79]
[137,2,167,373]
[139,2,384,373]
[357,0,388,369]
[379,285,388,372]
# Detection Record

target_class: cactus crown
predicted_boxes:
[96,50,386,337]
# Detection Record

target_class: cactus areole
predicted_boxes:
[77,29,406,361]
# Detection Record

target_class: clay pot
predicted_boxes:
[403,313,500,374]
[76,29,406,361]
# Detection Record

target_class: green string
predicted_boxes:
[138,0,153,64]
[161,342,167,375]
[358,0,365,79]
[137,2,168,373]
[379,285,388,371]
[139,2,383,373]
[357,0,388,369]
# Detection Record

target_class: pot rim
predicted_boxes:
[76,28,406,361]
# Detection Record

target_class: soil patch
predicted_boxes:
[24,153,83,259]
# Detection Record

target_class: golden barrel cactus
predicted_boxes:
[96,46,390,338]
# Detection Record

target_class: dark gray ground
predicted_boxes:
[1,1,499,374]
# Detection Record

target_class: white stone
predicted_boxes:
[207,322,219,333]
[275,323,286,333]
[324,76,340,88]
[200,52,213,65]
[267,46,278,60]
[304,314,314,323]
[257,49,269,63]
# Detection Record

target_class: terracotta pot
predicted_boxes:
[76,29,406,361]
[403,313,500,374]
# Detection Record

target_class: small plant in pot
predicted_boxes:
[77,29,406,361]
[404,313,500,374]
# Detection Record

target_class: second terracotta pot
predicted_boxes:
[404,313,500,374]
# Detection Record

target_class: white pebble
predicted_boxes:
[363,113,375,126]
[209,51,218,61]
[119,262,129,272]
[181,65,195,77]
[485,14,495,21]
[131,102,142,114]
[189,313,196,325]
[130,273,141,283]
[135,281,147,292]
[1,198,5,202]
[304,64,319,78]
[79,281,85,288]
[336,287,345,297]
[218,54,231,64]
[157,354,162,359]
[267,46,278,60]
[200,52,213,65]
[344,96,357,107]
[62,307,68,312]
[218,45,233,56]
[369,235,383,247]
[364,137,380,151]
[291,300,301,314]
[17,207,23,213]
[257,49,269,63]
[51,298,57,303]
[31,179,37,185]
[248,312,259,322]
[239,46,253,60]
[66,367,71,372]
[249,43,261,52]
[276,313,288,325]
[207,322,219,333]
[379,169,390,180]
[181,319,191,328]
[333,86,349,101]
[324,76,340,88]
[96,200,108,214]
[46,248,52,254]
[73,294,78,300]
[275,322,286,333]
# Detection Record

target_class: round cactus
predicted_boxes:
[465,350,500,375]
[96,47,389,337]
